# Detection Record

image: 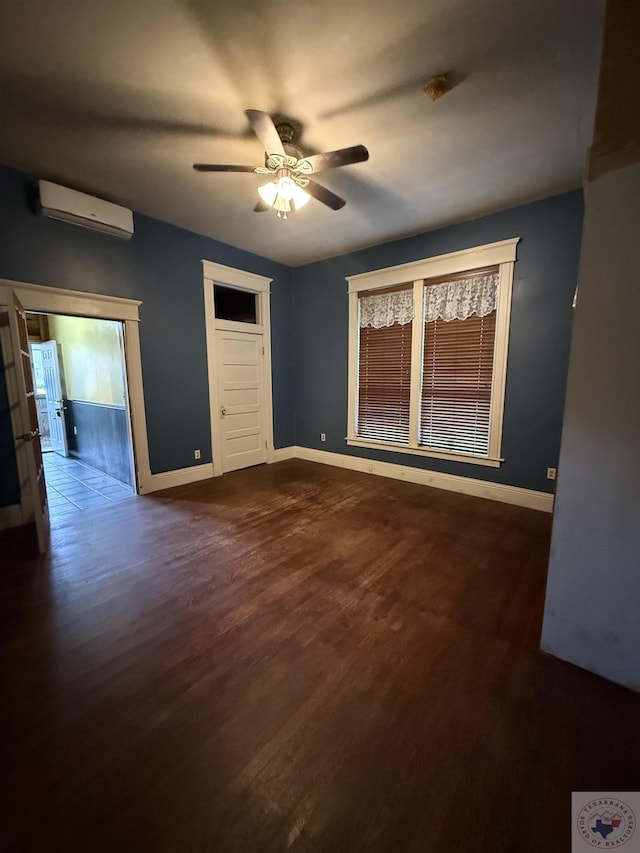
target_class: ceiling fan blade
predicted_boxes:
[245,109,286,157]
[305,180,346,210]
[299,145,369,173]
[253,199,271,212]
[193,164,256,172]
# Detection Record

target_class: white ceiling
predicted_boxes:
[0,0,604,266]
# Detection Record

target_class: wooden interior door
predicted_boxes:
[0,291,50,553]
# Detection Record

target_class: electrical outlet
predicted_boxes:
[547,467,556,480]
[320,433,326,442]
[194,449,201,460]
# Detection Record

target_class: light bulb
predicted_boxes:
[276,176,296,200]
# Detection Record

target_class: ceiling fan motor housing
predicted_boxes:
[274,122,303,160]
[276,122,295,144]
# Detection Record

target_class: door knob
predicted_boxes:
[220,406,227,417]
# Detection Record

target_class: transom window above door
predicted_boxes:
[347,238,519,467]
[214,284,257,324]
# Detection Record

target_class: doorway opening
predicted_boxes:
[27,311,135,522]
[1,279,149,554]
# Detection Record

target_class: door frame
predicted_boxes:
[0,279,152,498]
[202,260,273,478]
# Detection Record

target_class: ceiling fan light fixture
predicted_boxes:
[258,181,291,218]
[258,177,310,218]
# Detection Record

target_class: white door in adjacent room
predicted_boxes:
[215,329,267,473]
[40,339,68,457]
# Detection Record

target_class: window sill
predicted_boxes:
[346,437,503,468]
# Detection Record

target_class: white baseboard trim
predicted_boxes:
[139,462,214,494]
[271,446,554,513]
[0,503,23,530]
[272,446,297,462]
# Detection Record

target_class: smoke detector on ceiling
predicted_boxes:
[424,74,452,102]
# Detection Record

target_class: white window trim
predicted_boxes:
[346,238,519,467]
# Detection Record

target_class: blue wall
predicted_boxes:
[0,165,293,505]
[292,191,584,494]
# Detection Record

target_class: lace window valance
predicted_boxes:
[359,288,414,329]
[423,272,499,324]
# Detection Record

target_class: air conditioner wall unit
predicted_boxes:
[38,180,134,240]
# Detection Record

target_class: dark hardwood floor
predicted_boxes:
[1,460,638,852]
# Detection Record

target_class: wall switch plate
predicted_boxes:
[194,449,201,460]
[547,467,556,480]
[73,426,78,435]
[320,433,326,442]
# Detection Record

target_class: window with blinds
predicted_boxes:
[356,283,413,443]
[420,266,498,457]
[348,239,516,467]
[420,310,496,455]
[357,317,412,443]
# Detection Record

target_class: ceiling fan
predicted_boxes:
[193,109,369,219]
